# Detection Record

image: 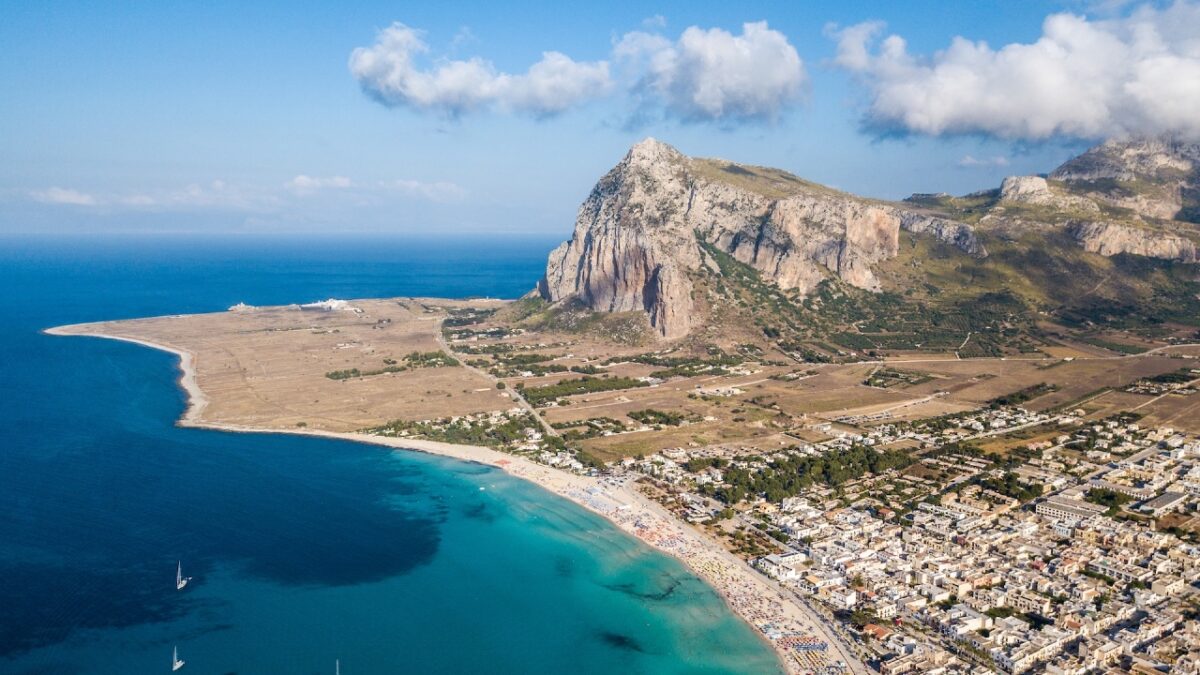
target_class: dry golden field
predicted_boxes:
[53,296,1200,456]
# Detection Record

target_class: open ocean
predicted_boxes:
[0,235,780,675]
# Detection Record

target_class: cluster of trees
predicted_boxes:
[326,350,459,380]
[974,471,1043,502]
[487,352,606,377]
[552,416,626,441]
[442,308,497,327]
[326,364,406,380]
[520,376,649,406]
[610,348,743,379]
[1085,488,1133,515]
[403,350,459,368]
[628,409,695,426]
[699,445,914,505]
[684,456,729,473]
[370,412,560,452]
[1146,368,1197,384]
[988,382,1058,408]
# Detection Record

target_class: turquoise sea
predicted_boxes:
[0,235,780,674]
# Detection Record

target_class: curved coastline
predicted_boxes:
[46,325,868,674]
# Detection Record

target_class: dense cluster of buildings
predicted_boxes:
[619,405,1200,673]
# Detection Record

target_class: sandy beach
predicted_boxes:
[47,325,864,675]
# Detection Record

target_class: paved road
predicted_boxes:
[436,322,560,438]
[1130,376,1200,412]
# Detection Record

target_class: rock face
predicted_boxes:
[1049,138,1200,221]
[1069,221,1198,263]
[539,138,982,339]
[998,175,1099,213]
[539,137,1200,340]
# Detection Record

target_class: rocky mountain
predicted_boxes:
[1049,138,1200,222]
[538,138,1200,342]
[977,138,1200,262]
[539,138,981,339]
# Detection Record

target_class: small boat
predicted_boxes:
[172,645,185,671]
[176,561,192,591]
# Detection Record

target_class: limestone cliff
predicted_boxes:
[1049,138,1200,221]
[997,175,1099,214]
[539,139,982,339]
[988,140,1200,262]
[1068,221,1198,263]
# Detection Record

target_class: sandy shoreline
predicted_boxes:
[46,325,865,674]
[44,326,211,423]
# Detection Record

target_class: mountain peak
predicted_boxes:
[625,137,684,166]
[1048,136,1199,222]
[1051,136,1199,183]
[540,142,981,340]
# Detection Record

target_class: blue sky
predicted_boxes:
[2,0,1196,236]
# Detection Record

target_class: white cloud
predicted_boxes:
[25,176,463,212]
[957,154,1010,168]
[387,179,466,201]
[831,1,1200,140]
[31,187,97,205]
[348,23,611,116]
[287,175,353,193]
[616,21,806,122]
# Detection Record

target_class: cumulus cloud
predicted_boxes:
[957,154,1010,168]
[616,21,806,123]
[831,1,1200,140]
[349,21,807,124]
[349,23,612,116]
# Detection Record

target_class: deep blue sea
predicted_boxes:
[0,235,779,675]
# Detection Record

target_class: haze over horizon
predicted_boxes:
[3,0,1199,235]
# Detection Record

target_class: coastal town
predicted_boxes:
[19,4,1200,672]
[629,407,1200,674]
[50,295,1200,674]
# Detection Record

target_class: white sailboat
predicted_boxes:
[336,659,341,675]
[172,645,185,671]
[175,561,191,591]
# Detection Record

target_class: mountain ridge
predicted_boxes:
[538,137,1200,344]
[540,138,983,338]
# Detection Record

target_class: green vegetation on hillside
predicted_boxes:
[516,298,651,345]
[701,238,1035,360]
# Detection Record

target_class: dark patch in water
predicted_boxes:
[448,464,494,477]
[598,631,646,653]
[462,501,496,523]
[603,578,681,601]
[0,420,447,656]
[554,556,574,578]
